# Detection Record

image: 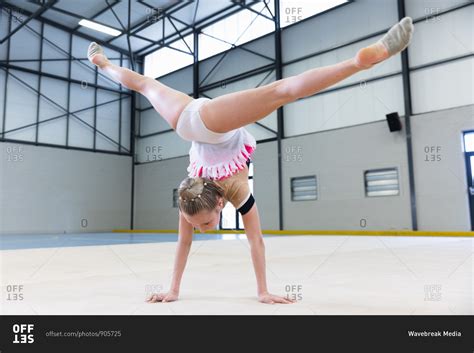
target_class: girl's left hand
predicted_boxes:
[258,292,296,304]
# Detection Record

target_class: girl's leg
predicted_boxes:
[200,58,361,133]
[88,43,192,130]
[200,17,414,133]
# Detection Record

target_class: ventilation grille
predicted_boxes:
[365,168,399,197]
[291,176,317,201]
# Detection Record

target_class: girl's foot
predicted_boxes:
[87,42,109,68]
[355,16,414,69]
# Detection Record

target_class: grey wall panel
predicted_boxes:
[39,77,68,119]
[158,65,193,95]
[241,33,275,60]
[199,37,275,86]
[410,57,473,114]
[411,104,473,230]
[283,34,402,91]
[138,94,151,110]
[408,6,473,67]
[96,91,120,152]
[136,131,190,163]
[38,117,66,145]
[41,24,69,77]
[70,36,95,84]
[4,70,38,142]
[38,77,68,145]
[8,19,41,71]
[68,112,94,149]
[251,140,279,230]
[405,0,471,19]
[282,119,412,230]
[140,108,170,136]
[245,123,277,141]
[0,142,132,234]
[283,75,405,137]
[134,156,188,229]
[69,82,95,112]
[68,83,95,149]
[282,0,398,63]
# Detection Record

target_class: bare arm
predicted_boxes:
[169,210,194,294]
[147,210,193,303]
[242,202,294,304]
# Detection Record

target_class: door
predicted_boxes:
[464,132,474,230]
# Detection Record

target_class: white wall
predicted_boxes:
[0,143,132,234]
[411,104,473,230]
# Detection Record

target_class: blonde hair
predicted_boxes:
[178,177,225,216]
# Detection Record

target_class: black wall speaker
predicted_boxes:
[386,112,402,132]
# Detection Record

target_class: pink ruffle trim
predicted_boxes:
[188,144,255,180]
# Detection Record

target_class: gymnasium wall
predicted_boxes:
[411,105,473,231]
[134,0,473,231]
[0,142,132,234]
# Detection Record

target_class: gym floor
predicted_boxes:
[1,233,471,315]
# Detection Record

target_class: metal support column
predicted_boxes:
[274,0,284,230]
[398,0,418,230]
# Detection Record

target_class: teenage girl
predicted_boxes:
[88,17,413,304]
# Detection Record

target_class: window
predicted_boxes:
[144,34,194,78]
[464,132,474,152]
[364,168,400,197]
[199,2,274,61]
[291,175,317,201]
[144,1,349,76]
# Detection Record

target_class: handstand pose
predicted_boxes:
[88,17,413,304]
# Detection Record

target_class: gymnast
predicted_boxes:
[88,17,413,304]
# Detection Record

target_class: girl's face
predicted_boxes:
[183,198,224,232]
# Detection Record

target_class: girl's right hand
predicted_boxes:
[146,291,179,303]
